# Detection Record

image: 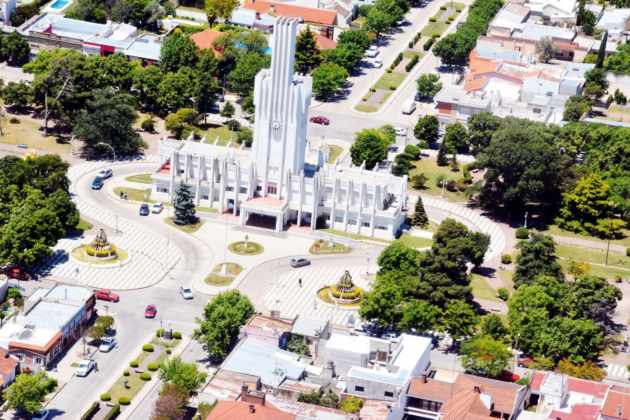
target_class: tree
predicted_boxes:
[414,115,440,143]
[220,101,235,118]
[312,63,348,100]
[65,0,108,22]
[476,119,568,215]
[159,357,207,395]
[350,128,388,169]
[563,95,591,122]
[416,74,442,101]
[2,32,31,66]
[3,372,55,416]
[513,234,563,288]
[467,112,501,155]
[443,122,469,153]
[596,30,608,69]
[205,0,239,24]
[195,51,220,117]
[412,196,429,227]
[461,335,511,378]
[195,290,254,361]
[436,141,449,166]
[228,52,270,97]
[323,45,363,72]
[442,300,478,340]
[157,68,196,114]
[160,31,199,73]
[172,183,197,226]
[295,27,321,74]
[73,88,145,157]
[480,314,509,342]
[583,68,609,102]
[412,173,428,189]
[88,314,114,343]
[365,8,392,39]
[1,81,33,112]
[165,108,198,139]
[392,153,414,176]
[398,300,440,333]
[133,64,162,112]
[569,275,622,332]
[433,32,476,66]
[557,359,606,381]
[535,37,555,63]
[152,383,188,420]
[377,240,419,275]
[359,279,404,328]
[337,29,371,51]
[298,390,340,409]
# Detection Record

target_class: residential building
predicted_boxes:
[0,0,16,24]
[208,399,295,419]
[18,13,163,63]
[152,17,407,240]
[191,29,226,56]
[228,8,277,31]
[0,285,95,372]
[488,3,531,37]
[601,385,630,420]
[596,8,630,40]
[0,348,19,388]
[242,314,294,346]
[400,372,528,420]
[242,0,338,37]
[522,0,578,24]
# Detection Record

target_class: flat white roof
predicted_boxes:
[292,317,327,337]
[325,333,376,355]
[0,321,58,348]
[391,334,431,371]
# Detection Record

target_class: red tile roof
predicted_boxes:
[315,34,336,50]
[0,349,17,378]
[243,0,337,26]
[549,404,601,420]
[207,401,295,420]
[567,377,609,400]
[191,29,225,55]
[602,385,630,419]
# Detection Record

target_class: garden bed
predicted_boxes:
[124,173,153,184]
[205,262,244,286]
[164,217,203,234]
[309,239,352,255]
[228,241,264,255]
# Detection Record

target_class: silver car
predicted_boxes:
[290,257,311,268]
[75,359,96,377]
[99,337,117,352]
[179,286,194,299]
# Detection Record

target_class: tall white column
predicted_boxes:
[329,177,338,229]
[233,163,240,216]
[343,180,352,232]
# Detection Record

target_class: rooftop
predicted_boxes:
[242,0,337,25]
[292,317,328,338]
[191,29,225,55]
[207,400,295,420]
[602,385,630,419]
[515,22,575,42]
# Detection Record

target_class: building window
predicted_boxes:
[202,195,209,200]
[362,221,370,227]
[354,386,365,392]
[384,391,394,398]
[35,357,43,365]
[226,186,234,192]
[533,108,541,114]
[335,216,343,223]
[157,186,169,193]
[178,169,185,174]
[239,187,247,193]
[267,183,277,195]
[256,186,262,191]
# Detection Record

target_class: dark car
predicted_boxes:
[91,176,104,190]
[290,257,311,268]
[145,304,157,318]
[309,116,330,125]
[94,289,119,302]
[139,203,150,216]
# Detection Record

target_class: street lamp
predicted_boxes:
[96,142,116,162]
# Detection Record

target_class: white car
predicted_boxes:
[151,203,164,214]
[75,359,97,377]
[372,59,383,68]
[395,126,408,136]
[365,47,379,58]
[179,286,194,299]
[98,168,113,179]
[99,337,117,352]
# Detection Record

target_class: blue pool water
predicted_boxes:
[50,0,70,10]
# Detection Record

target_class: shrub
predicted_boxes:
[456,7,462,11]
[404,144,421,159]
[440,5,447,9]
[435,174,447,188]
[515,227,529,239]
[405,55,419,72]
[429,17,437,22]
[408,40,414,48]
[147,363,159,371]
[142,343,154,352]
[225,119,241,131]
[103,404,120,420]
[389,85,396,90]
[166,348,172,355]
[501,254,512,264]
[627,247,630,257]
[423,38,435,51]
[156,328,164,338]
[497,288,510,301]
[173,331,182,340]
[81,401,100,420]
[118,397,131,405]
[141,117,155,133]
[9,117,19,124]
[129,360,139,368]
[123,370,130,377]
[340,396,364,413]
[100,393,111,401]
[140,372,151,381]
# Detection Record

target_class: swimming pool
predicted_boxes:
[49,0,70,10]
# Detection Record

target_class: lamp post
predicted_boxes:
[96,142,116,163]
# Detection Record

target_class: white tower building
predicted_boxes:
[252,17,312,198]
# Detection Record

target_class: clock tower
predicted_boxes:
[251,17,312,197]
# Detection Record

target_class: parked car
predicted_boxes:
[365,46,379,58]
[145,304,157,318]
[372,59,383,68]
[99,337,117,352]
[31,410,50,420]
[290,257,311,268]
[139,203,150,216]
[94,289,119,302]
[76,359,97,377]
[98,168,113,179]
[402,98,416,115]
[395,126,408,136]
[179,286,194,300]
[309,116,330,125]
[91,176,104,190]
[151,203,164,214]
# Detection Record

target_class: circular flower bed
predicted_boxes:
[228,241,264,256]
[71,245,129,265]
[317,286,364,307]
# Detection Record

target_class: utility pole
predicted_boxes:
[605,219,612,266]
[524,211,528,229]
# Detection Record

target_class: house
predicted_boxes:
[0,285,95,372]
[596,8,630,40]
[291,317,331,357]
[242,314,294,346]
[523,0,578,24]
[400,372,528,420]
[228,8,277,31]
[601,385,630,420]
[242,0,337,38]
[208,400,295,420]
[488,3,531,37]
[191,29,227,56]
[0,348,19,388]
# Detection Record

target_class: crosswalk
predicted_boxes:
[606,363,628,380]
[263,264,373,326]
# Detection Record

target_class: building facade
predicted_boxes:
[152,17,407,239]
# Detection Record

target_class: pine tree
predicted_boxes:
[436,141,449,166]
[173,183,197,225]
[596,30,607,69]
[412,196,428,227]
[295,26,321,74]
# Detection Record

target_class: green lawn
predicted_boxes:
[321,228,390,244]
[124,173,153,184]
[556,243,630,280]
[398,234,433,249]
[403,51,422,60]
[537,224,630,247]
[205,263,243,286]
[327,145,343,164]
[0,115,71,155]
[374,72,406,90]
[355,103,379,113]
[470,274,500,302]
[228,241,264,255]
[204,126,237,146]
[75,218,93,233]
[310,239,352,254]
[422,22,448,37]
[113,187,153,203]
[409,158,468,202]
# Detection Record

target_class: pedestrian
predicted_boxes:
[298,278,302,288]
[119,191,123,199]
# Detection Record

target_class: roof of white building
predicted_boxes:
[229,8,277,27]
[325,333,375,355]
[125,33,162,61]
[292,317,328,338]
[435,87,492,109]
[490,3,530,30]
[526,0,576,16]
[597,8,630,31]
[515,22,576,42]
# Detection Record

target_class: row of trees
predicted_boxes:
[66,0,172,30]
[359,219,489,340]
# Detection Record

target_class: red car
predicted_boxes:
[94,289,119,302]
[310,116,330,125]
[144,304,157,318]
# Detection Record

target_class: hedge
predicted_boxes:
[501,254,512,264]
[103,404,121,420]
[515,227,529,239]
[142,344,154,352]
[140,372,151,381]
[118,397,131,405]
[405,55,419,72]
[81,402,100,420]
[172,331,182,340]
[147,363,159,371]
[129,360,139,368]
[100,393,111,401]
[423,38,435,51]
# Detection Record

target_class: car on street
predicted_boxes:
[395,126,408,136]
[98,168,113,179]
[290,257,311,268]
[139,203,150,216]
[94,289,119,302]
[31,410,50,420]
[75,359,97,377]
[179,286,194,299]
[372,59,383,68]
[99,337,117,352]
[145,304,157,318]
[365,46,379,58]
[151,203,164,214]
[309,116,330,125]
[91,176,104,190]
[402,98,416,115]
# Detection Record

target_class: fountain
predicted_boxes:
[71,228,128,265]
[317,270,364,306]
[84,229,117,259]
